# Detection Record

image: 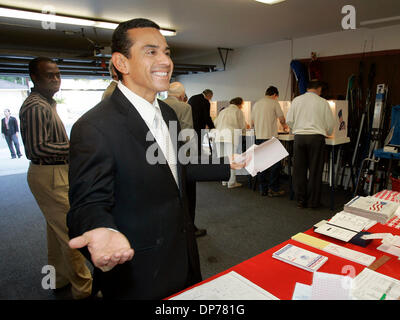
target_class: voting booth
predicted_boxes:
[276,100,349,140]
[327,100,348,140]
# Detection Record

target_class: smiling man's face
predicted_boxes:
[121,27,173,103]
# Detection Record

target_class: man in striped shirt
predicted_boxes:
[19,57,92,299]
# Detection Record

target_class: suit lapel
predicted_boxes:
[111,88,181,194]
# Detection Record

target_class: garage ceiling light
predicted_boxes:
[255,0,286,4]
[0,7,177,36]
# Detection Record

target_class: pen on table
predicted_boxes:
[380,283,394,300]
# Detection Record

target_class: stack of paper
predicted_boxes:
[373,189,400,204]
[294,269,400,300]
[344,196,398,224]
[292,272,353,300]
[362,233,400,258]
[292,233,376,266]
[272,244,328,272]
[170,271,279,300]
[314,211,374,242]
[351,268,400,300]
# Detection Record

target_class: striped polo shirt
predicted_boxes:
[19,89,69,164]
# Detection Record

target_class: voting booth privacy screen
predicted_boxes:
[276,100,349,139]
[211,99,349,140]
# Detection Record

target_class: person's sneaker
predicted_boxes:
[268,189,285,197]
[221,181,228,186]
[228,182,242,189]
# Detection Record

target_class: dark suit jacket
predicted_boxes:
[1,116,19,136]
[188,93,215,132]
[67,88,229,300]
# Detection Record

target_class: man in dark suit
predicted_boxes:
[188,89,215,154]
[67,18,246,300]
[1,109,22,159]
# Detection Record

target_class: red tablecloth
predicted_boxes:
[168,222,400,300]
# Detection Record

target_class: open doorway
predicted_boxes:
[0,76,111,176]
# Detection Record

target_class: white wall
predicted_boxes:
[177,24,400,102]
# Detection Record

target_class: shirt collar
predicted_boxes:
[117,81,160,126]
[31,88,57,106]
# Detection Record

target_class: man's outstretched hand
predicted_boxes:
[229,152,252,170]
[69,228,134,272]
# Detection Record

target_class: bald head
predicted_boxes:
[168,82,186,101]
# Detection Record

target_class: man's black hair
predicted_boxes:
[28,57,55,78]
[265,86,279,96]
[229,97,243,106]
[307,80,325,90]
[111,18,161,80]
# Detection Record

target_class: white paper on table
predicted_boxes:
[311,272,353,300]
[377,243,400,258]
[381,235,400,247]
[351,268,400,300]
[361,233,394,241]
[314,223,358,242]
[323,243,376,266]
[235,137,289,177]
[292,283,312,300]
[171,271,279,300]
[329,211,373,232]
[364,220,377,230]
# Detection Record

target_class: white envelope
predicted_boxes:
[235,137,289,177]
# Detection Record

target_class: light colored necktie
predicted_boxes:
[153,106,179,187]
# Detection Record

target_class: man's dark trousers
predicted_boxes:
[5,134,22,158]
[255,138,281,193]
[293,134,325,208]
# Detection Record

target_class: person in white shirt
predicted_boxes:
[286,80,335,209]
[214,97,247,188]
[251,86,288,197]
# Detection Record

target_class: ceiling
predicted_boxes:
[0,0,399,77]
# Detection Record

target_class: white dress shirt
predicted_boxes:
[251,96,283,140]
[117,81,179,187]
[286,92,335,136]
